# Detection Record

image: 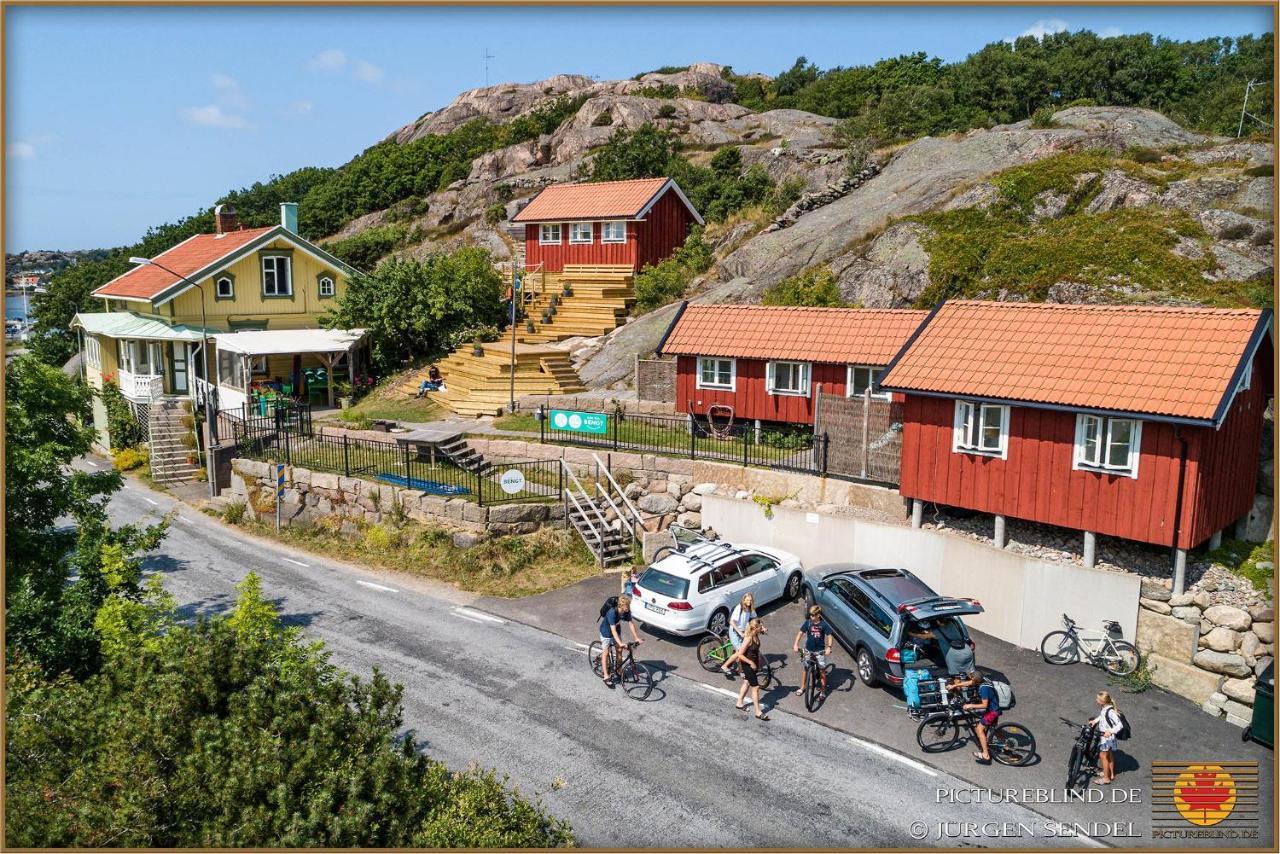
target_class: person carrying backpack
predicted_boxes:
[962,679,1001,763]
[1090,690,1124,785]
[598,594,642,688]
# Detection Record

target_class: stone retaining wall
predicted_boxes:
[227,458,563,536]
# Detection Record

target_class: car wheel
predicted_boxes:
[804,586,815,608]
[856,647,879,687]
[707,608,729,636]
[785,572,803,601]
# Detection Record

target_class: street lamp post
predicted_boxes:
[128,256,217,497]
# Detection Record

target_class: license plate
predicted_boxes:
[644,601,668,615]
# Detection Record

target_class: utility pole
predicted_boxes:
[1237,79,1271,138]
[484,47,495,87]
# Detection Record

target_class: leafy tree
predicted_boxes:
[633,229,714,312]
[761,267,847,307]
[29,254,130,366]
[326,224,409,269]
[324,249,505,371]
[99,379,145,451]
[588,124,679,181]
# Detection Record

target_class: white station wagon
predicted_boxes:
[629,527,804,637]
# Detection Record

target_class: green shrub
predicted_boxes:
[656,103,677,119]
[633,228,714,312]
[764,177,806,219]
[99,380,145,451]
[1125,146,1162,164]
[222,500,247,525]
[761,266,846,307]
[326,224,408,270]
[364,524,403,551]
[1206,538,1274,592]
[591,110,613,127]
[340,409,374,430]
[111,446,148,472]
[1029,107,1059,129]
[633,83,679,99]
[485,203,506,226]
[843,136,876,177]
[1244,164,1273,177]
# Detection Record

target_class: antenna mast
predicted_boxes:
[484,47,495,87]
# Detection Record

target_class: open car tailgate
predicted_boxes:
[896,595,984,620]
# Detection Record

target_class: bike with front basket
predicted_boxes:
[916,698,1037,766]
[589,640,654,701]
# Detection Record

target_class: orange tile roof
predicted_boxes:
[880,300,1269,423]
[660,304,930,365]
[94,226,275,300]
[512,177,673,222]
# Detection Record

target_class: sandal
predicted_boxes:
[794,688,804,696]
[972,752,991,764]
[756,713,770,721]
[734,704,747,711]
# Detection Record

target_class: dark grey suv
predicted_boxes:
[801,563,984,688]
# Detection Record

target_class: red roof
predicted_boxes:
[513,177,683,222]
[94,226,274,300]
[660,304,930,365]
[880,300,1269,423]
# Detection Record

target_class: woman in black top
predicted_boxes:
[725,619,769,721]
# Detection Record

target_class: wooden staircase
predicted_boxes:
[436,435,494,476]
[431,341,587,417]
[517,264,635,344]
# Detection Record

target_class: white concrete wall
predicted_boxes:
[703,494,1141,650]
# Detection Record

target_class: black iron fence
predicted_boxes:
[537,408,830,476]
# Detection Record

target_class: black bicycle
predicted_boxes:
[799,650,828,712]
[588,640,654,701]
[916,701,1036,766]
[1063,718,1101,792]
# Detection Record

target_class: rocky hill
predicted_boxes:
[332,63,1274,391]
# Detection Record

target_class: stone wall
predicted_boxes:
[1136,579,1273,726]
[513,392,676,416]
[227,458,563,536]
[635,357,677,404]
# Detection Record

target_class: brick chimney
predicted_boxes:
[214,203,239,235]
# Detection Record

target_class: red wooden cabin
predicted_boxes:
[880,300,1273,570]
[512,177,702,273]
[658,303,929,426]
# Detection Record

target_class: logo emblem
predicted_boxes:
[1173,765,1237,826]
[1152,760,1258,837]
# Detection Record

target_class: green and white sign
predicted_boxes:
[549,409,609,435]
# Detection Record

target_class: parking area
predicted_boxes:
[480,574,1274,846]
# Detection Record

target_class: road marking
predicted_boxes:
[282,557,310,568]
[144,497,160,506]
[355,580,399,593]
[697,683,740,700]
[453,613,488,625]
[451,607,506,625]
[568,641,589,650]
[848,737,938,777]
[176,515,194,525]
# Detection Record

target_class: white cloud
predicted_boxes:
[352,60,384,83]
[7,141,36,159]
[180,104,249,129]
[1015,18,1069,41]
[289,99,314,115]
[211,72,248,109]
[1099,26,1124,38]
[307,48,347,72]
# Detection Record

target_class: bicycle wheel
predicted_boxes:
[621,659,654,701]
[756,656,775,691]
[804,665,822,712]
[1040,631,1080,665]
[588,640,604,677]
[697,633,731,673]
[1101,640,1141,676]
[991,723,1036,766]
[1066,744,1088,791]
[916,713,962,753]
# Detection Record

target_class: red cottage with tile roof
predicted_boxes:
[880,300,1273,572]
[512,177,702,273]
[657,303,930,425]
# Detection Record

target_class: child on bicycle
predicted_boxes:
[1089,690,1122,784]
[599,595,642,688]
[963,680,1000,763]
[793,604,833,698]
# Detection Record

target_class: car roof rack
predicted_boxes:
[662,527,754,573]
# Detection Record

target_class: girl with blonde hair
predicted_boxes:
[725,618,770,721]
[1089,690,1123,784]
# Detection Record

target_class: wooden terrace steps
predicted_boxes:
[518,265,636,344]
[431,341,586,417]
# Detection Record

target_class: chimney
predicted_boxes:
[280,202,298,234]
[214,203,239,235]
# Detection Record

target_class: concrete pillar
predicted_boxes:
[754,419,762,443]
[1173,548,1188,595]
[911,499,923,529]
[1083,531,1097,568]
[1209,529,1223,550]
[993,515,1007,549]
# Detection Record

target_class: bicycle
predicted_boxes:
[1040,614,1141,676]
[697,630,774,689]
[799,650,828,712]
[588,640,654,701]
[916,700,1036,766]
[1062,717,1101,792]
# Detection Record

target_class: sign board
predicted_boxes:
[276,463,286,497]
[499,469,526,495]
[549,409,609,435]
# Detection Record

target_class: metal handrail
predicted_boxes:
[560,460,612,545]
[591,452,646,535]
[563,486,605,554]
[594,482,631,539]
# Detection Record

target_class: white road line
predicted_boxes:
[282,557,310,567]
[453,613,488,625]
[848,737,938,777]
[451,607,506,625]
[697,683,740,700]
[176,516,194,525]
[569,641,589,650]
[144,497,160,506]
[564,645,585,652]
[355,580,399,593]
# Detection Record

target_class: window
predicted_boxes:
[215,274,234,299]
[1074,414,1142,478]
[261,255,292,297]
[833,580,892,638]
[707,559,744,591]
[767,361,811,396]
[318,275,336,298]
[539,224,561,245]
[601,221,626,243]
[637,568,688,599]
[250,355,269,375]
[739,554,777,578]
[217,348,246,390]
[847,365,888,399]
[696,357,735,391]
[953,400,1008,457]
[569,222,593,244]
[84,336,102,370]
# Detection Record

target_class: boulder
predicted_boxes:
[1198,209,1269,241]
[1202,626,1241,652]
[675,511,702,529]
[1171,606,1201,623]
[1253,622,1275,644]
[1169,593,1194,607]
[1149,653,1226,706]
[1140,598,1172,615]
[1240,631,1262,662]
[1220,699,1252,727]
[1192,591,1213,609]
[1243,494,1275,542]
[1136,608,1200,662]
[1082,170,1155,213]
[487,503,548,524]
[641,529,676,562]
[1141,581,1173,602]
[1192,650,1253,677]
[1201,619,1213,636]
[638,493,679,515]
[1248,605,1274,623]
[452,531,484,549]
[1204,604,1252,631]
[692,482,719,496]
[680,492,703,511]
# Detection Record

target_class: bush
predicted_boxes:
[591,110,613,127]
[588,124,677,181]
[632,229,714,312]
[326,224,408,270]
[222,500,247,525]
[761,266,846,307]
[656,103,677,119]
[100,380,145,451]
[111,446,148,472]
[844,137,875,177]
[764,177,806,219]
[364,523,403,551]
[484,203,506,226]
[1244,164,1273,177]
[1029,106,1058,129]
[1125,146,1162,164]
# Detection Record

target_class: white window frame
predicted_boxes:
[846,364,889,400]
[250,355,269,375]
[601,220,627,243]
[766,360,811,397]
[215,275,234,299]
[539,224,562,245]
[84,335,102,370]
[261,255,292,297]
[696,357,735,391]
[952,400,1009,458]
[318,275,335,297]
[1073,413,1142,479]
[568,222,594,244]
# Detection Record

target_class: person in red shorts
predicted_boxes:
[963,680,1000,763]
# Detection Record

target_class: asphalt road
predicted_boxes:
[98,471,1096,849]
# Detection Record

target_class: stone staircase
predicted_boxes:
[148,397,201,484]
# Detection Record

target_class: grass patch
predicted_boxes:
[1110,658,1153,694]
[1205,538,1274,593]
[236,517,597,597]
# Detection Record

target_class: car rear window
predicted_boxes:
[637,568,689,600]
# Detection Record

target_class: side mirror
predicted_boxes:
[816,581,828,592]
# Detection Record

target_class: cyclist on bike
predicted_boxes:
[963,679,1000,763]
[793,604,833,698]
[599,594,642,688]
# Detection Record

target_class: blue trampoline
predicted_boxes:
[376,473,470,496]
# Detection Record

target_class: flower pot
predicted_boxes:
[525,321,535,333]
[562,285,573,297]
[339,396,354,410]
[472,342,484,357]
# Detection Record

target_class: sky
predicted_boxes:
[5,4,1273,251]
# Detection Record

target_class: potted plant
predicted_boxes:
[525,320,535,333]
[562,282,573,297]
[471,338,484,357]
[335,380,354,409]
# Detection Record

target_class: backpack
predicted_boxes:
[599,596,619,621]
[1106,706,1131,741]
[985,678,1015,711]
